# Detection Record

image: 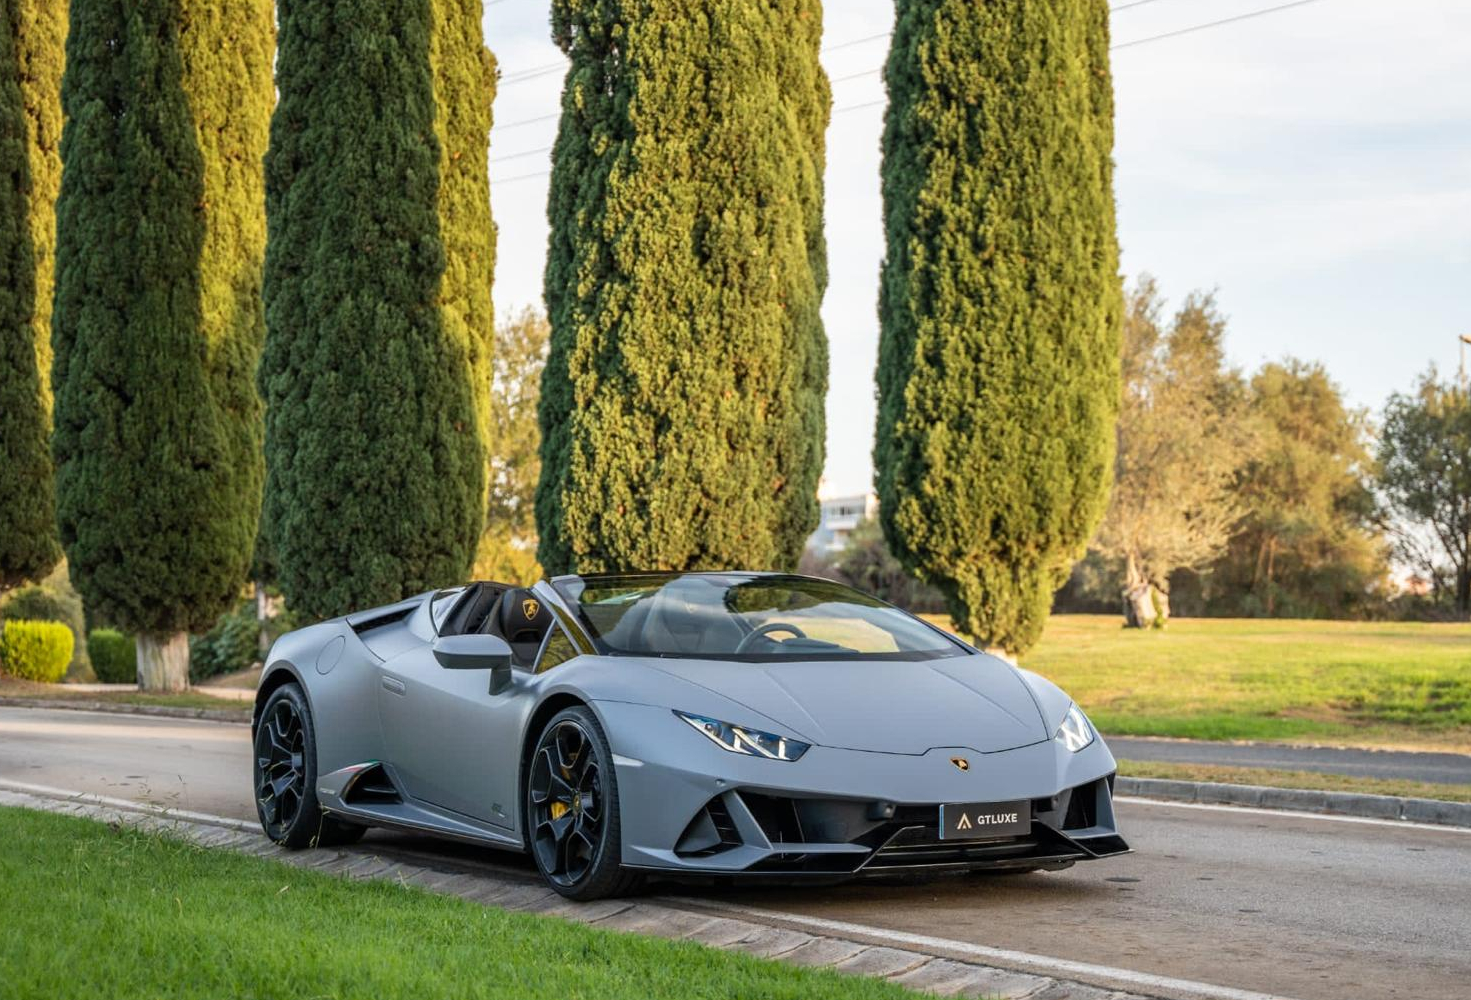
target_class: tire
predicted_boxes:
[526,705,642,900]
[253,682,366,849]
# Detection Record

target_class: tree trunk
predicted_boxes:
[1457,566,1470,618]
[1121,553,1162,629]
[136,632,189,692]
[1264,538,1278,616]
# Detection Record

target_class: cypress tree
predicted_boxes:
[261,0,491,621]
[0,7,57,591]
[537,0,830,575]
[429,0,497,520]
[51,0,272,689]
[875,0,1122,653]
[0,1,65,592]
[11,0,65,416]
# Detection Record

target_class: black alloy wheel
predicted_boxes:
[527,706,641,899]
[256,693,307,838]
[253,683,363,849]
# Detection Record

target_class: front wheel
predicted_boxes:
[253,683,365,849]
[526,706,641,899]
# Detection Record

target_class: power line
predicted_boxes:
[1113,0,1326,50]
[491,0,1330,177]
[491,0,1242,90]
[490,144,554,164]
[496,111,560,132]
[821,30,890,54]
[1110,0,1183,12]
[829,66,881,86]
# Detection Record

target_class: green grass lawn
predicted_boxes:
[0,807,916,1000]
[1116,759,1471,803]
[929,614,1471,751]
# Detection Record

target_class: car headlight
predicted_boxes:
[1055,704,1094,753]
[675,711,811,762]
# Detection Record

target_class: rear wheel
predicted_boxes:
[254,683,365,849]
[526,706,641,899]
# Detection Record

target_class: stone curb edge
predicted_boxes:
[0,783,1159,1000]
[0,695,249,723]
[1117,776,1471,828]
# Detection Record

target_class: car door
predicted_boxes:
[376,594,527,830]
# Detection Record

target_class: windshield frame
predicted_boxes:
[549,572,974,662]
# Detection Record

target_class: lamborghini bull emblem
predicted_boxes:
[951,756,970,772]
[522,598,540,620]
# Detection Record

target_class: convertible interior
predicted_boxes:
[438,583,554,666]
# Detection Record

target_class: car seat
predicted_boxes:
[498,588,554,666]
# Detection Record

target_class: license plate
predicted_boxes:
[939,800,1030,840]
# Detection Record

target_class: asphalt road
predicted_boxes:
[3,706,1468,1000]
[1109,735,1471,785]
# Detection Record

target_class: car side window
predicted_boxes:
[535,625,578,674]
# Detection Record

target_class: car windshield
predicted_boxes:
[552,573,968,661]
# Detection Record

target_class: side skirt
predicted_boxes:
[316,761,525,853]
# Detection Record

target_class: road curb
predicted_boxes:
[1117,776,1471,828]
[0,781,1292,1000]
[0,696,250,724]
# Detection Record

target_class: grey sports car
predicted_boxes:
[252,572,1128,899]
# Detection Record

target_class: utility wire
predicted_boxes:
[1113,0,1326,49]
[492,0,1330,180]
[496,111,561,132]
[494,0,1205,88]
[490,144,554,164]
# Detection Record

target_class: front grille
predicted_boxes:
[674,775,1127,873]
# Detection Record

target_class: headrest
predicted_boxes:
[498,588,553,643]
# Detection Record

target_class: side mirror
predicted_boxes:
[432,634,513,693]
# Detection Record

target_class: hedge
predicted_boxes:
[0,579,89,678]
[87,628,137,684]
[189,604,260,682]
[0,619,73,682]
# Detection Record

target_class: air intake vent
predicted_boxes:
[1063,779,1100,830]
[674,795,742,857]
[344,764,401,805]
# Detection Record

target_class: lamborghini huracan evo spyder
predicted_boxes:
[251,572,1128,899]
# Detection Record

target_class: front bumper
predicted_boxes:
[595,700,1129,878]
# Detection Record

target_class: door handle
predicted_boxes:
[381,676,406,696]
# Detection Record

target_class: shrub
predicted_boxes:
[189,604,260,682]
[87,628,137,684]
[0,577,89,679]
[0,620,74,682]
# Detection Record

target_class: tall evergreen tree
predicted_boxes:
[0,7,56,591]
[52,0,272,689]
[875,0,1122,653]
[261,0,491,620]
[0,1,65,592]
[12,0,65,416]
[430,0,496,514]
[538,0,830,575]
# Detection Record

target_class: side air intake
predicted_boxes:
[343,763,401,805]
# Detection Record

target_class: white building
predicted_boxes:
[806,491,878,555]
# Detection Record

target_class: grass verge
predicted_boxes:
[0,676,251,719]
[0,807,917,1000]
[1116,759,1471,804]
[928,614,1471,751]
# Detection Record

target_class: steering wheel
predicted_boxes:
[734,621,808,653]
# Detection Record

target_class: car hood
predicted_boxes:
[643,654,1049,755]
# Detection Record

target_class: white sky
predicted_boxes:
[483,0,1471,496]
